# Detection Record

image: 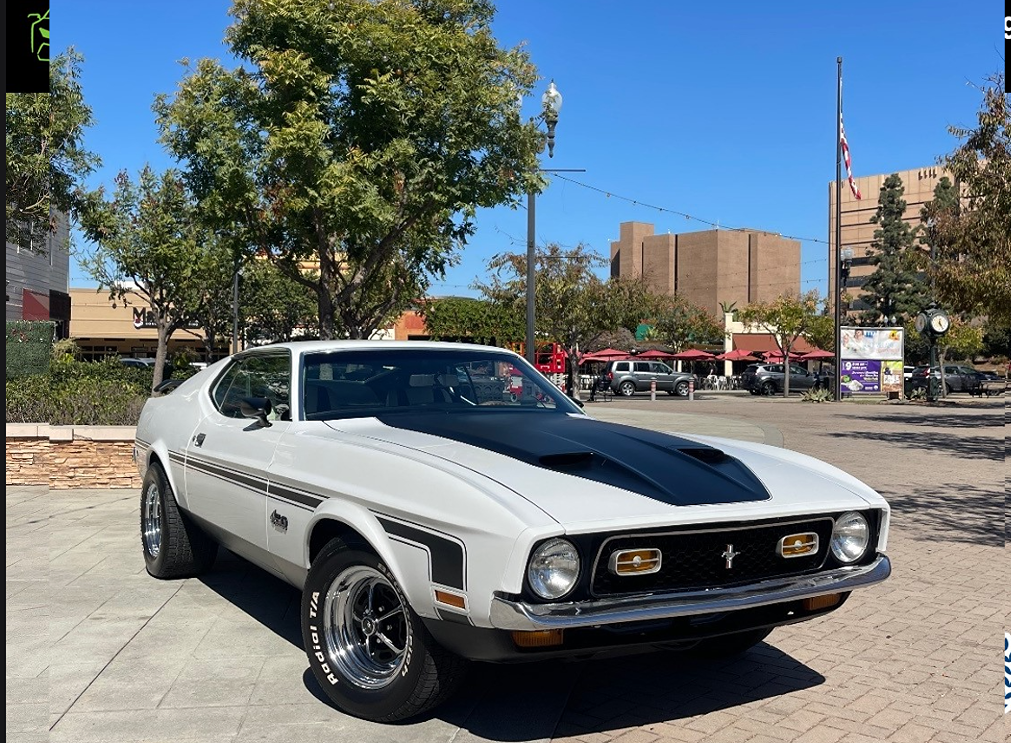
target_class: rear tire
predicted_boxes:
[141,463,217,579]
[761,381,776,396]
[302,537,467,722]
[618,381,636,397]
[690,628,773,659]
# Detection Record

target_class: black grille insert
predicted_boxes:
[591,517,835,596]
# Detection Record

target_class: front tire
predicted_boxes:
[141,463,217,579]
[674,380,690,397]
[302,537,467,722]
[618,381,636,397]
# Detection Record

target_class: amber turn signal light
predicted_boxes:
[803,593,841,612]
[609,548,662,575]
[434,590,467,609]
[778,532,819,558]
[511,629,564,648]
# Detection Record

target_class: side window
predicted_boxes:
[790,364,807,375]
[212,354,291,420]
[769,365,784,374]
[614,362,629,373]
[634,362,651,373]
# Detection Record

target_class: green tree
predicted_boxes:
[926,73,1011,323]
[477,244,638,397]
[650,295,725,354]
[79,167,213,389]
[421,296,523,345]
[803,313,835,353]
[241,259,320,344]
[154,0,544,340]
[738,291,822,397]
[860,174,929,323]
[6,50,100,249]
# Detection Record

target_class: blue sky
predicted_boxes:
[56,1,1001,297]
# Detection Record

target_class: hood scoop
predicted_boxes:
[372,412,771,507]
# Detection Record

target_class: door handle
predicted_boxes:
[193,433,206,447]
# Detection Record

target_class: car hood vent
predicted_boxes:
[372,412,770,507]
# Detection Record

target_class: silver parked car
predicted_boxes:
[742,363,821,395]
[605,359,695,397]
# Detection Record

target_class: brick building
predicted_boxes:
[609,221,801,317]
[828,165,947,314]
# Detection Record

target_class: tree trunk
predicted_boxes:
[153,323,171,392]
[317,286,336,340]
[782,342,792,397]
[567,349,580,400]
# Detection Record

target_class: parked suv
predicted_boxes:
[909,365,982,394]
[605,359,695,397]
[741,363,821,395]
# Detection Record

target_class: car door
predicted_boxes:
[789,363,815,390]
[184,351,292,566]
[942,365,962,391]
[633,361,655,391]
[651,362,675,391]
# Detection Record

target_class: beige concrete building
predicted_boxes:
[610,222,801,317]
[69,288,211,361]
[828,165,947,314]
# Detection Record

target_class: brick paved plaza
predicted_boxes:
[6,396,1007,743]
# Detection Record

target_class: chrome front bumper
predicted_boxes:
[490,555,891,631]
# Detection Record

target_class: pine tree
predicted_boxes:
[860,174,929,323]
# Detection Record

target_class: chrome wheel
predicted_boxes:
[619,381,636,397]
[141,481,162,558]
[322,566,409,690]
[675,381,690,396]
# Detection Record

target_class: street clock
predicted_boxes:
[929,311,950,335]
[916,308,950,337]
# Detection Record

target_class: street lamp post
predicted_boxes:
[525,81,563,365]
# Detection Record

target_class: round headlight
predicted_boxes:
[527,538,580,600]
[830,511,870,563]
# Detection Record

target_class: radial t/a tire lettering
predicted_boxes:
[140,462,217,579]
[301,536,467,722]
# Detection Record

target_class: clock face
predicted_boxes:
[930,313,950,334]
[914,313,927,334]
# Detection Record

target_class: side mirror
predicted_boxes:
[239,397,273,427]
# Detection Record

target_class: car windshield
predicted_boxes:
[301,349,581,421]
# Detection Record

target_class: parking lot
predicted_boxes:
[6,396,1007,743]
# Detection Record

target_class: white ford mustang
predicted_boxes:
[135,341,890,722]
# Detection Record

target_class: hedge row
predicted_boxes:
[6,357,154,426]
[6,321,56,378]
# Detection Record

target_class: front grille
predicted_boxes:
[590,518,835,597]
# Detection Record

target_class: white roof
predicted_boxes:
[248,340,521,356]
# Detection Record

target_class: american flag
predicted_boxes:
[840,116,862,200]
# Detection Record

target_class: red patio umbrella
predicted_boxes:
[797,349,834,361]
[579,348,629,365]
[634,349,676,359]
[763,349,804,361]
[716,349,758,362]
[670,348,716,361]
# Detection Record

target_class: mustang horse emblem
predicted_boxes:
[721,544,741,569]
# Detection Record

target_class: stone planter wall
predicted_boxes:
[6,425,141,490]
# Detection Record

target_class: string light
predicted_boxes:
[553,174,830,245]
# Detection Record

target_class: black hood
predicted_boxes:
[373,411,771,507]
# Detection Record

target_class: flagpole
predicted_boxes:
[833,56,843,402]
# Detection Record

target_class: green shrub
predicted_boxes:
[5,357,153,425]
[801,387,833,403]
[6,321,56,377]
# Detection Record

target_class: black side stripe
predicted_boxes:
[377,517,466,590]
[436,608,473,626]
[178,452,323,511]
[268,483,325,509]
